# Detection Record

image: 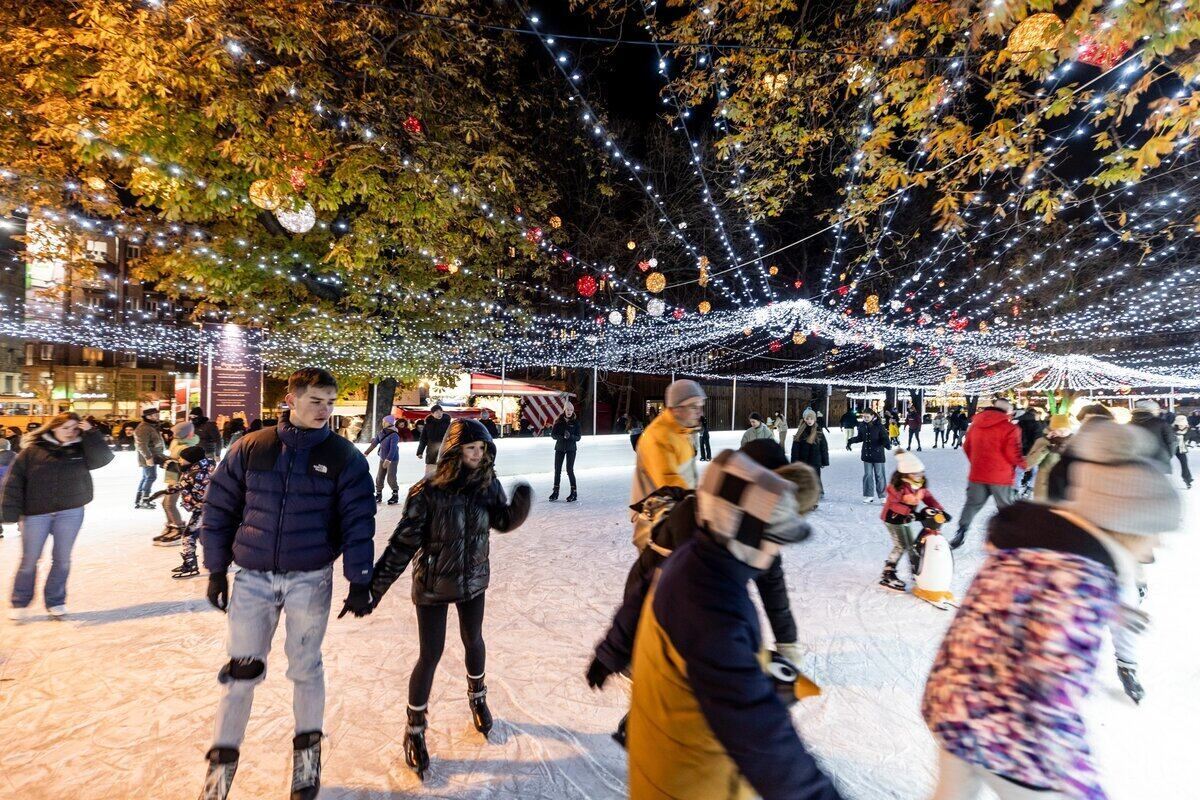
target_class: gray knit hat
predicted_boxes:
[1063,419,1182,536]
[665,379,706,408]
[171,421,195,439]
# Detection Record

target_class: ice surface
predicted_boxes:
[0,431,1195,799]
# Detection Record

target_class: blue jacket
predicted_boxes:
[373,428,400,462]
[201,417,376,582]
[628,533,841,800]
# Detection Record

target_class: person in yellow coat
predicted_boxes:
[630,380,705,549]
[625,447,843,800]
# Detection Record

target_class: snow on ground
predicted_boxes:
[0,431,1196,799]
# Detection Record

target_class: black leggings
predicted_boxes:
[408,594,487,708]
[553,450,577,489]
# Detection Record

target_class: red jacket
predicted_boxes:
[963,408,1025,485]
[881,483,943,523]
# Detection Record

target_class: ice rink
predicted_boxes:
[0,431,1195,799]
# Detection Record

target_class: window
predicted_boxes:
[120,352,137,368]
[140,374,159,393]
[24,343,33,366]
[40,344,54,361]
[3,375,12,394]
[74,372,105,392]
[82,347,104,366]
[85,239,109,262]
[126,244,142,262]
[144,297,160,314]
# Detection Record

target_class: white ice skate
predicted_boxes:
[912,509,958,611]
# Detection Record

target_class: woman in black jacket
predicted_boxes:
[791,409,830,507]
[370,419,532,778]
[549,402,582,502]
[847,409,891,503]
[4,412,114,620]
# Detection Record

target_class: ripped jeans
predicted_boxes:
[210,566,333,749]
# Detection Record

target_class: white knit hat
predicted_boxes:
[894,449,925,474]
[1063,419,1182,536]
[1134,398,1161,413]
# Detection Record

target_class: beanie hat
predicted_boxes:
[437,418,496,463]
[665,379,706,408]
[382,415,396,426]
[1175,415,1189,430]
[802,409,817,423]
[171,421,195,439]
[1134,398,1161,413]
[190,406,204,417]
[697,449,810,570]
[179,445,206,465]
[894,449,925,474]
[1063,419,1182,536]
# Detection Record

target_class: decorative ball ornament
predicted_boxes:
[85,176,106,191]
[1007,13,1064,54]
[637,260,651,272]
[287,167,308,193]
[699,266,710,287]
[978,320,990,334]
[549,215,562,229]
[402,115,424,135]
[792,332,806,345]
[645,272,666,293]
[698,255,709,268]
[698,300,712,314]
[917,312,933,326]
[793,280,804,289]
[648,257,658,268]
[627,240,637,250]
[743,327,753,336]
[768,265,779,276]
[836,285,850,297]
[435,262,450,274]
[672,307,685,321]
[576,275,598,298]
[275,202,316,234]
[769,340,783,353]
[864,294,880,315]
[249,179,282,210]
[647,299,665,317]
[608,311,623,326]
[525,226,544,245]
[889,299,903,311]
[1077,33,1131,69]
[447,260,460,275]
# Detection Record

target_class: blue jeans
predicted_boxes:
[10,507,86,609]
[137,464,156,496]
[211,566,333,749]
[862,461,887,498]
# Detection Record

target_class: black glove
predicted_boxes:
[207,572,229,612]
[510,482,532,515]
[586,656,613,690]
[338,582,373,619]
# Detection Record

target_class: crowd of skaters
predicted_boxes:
[0,367,1191,800]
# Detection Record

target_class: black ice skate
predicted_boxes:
[374,492,383,504]
[387,493,400,505]
[172,555,200,579]
[467,675,493,736]
[879,568,906,592]
[566,488,577,503]
[404,706,430,779]
[290,731,322,800]
[199,747,238,800]
[611,712,628,749]
[1117,664,1145,704]
[548,487,560,502]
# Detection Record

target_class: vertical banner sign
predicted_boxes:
[200,323,263,422]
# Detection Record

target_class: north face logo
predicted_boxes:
[313,464,328,474]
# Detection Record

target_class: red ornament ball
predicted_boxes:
[402,115,423,135]
[793,280,804,289]
[836,285,850,296]
[576,275,598,298]
[1077,34,1130,70]
[769,340,783,352]
[672,307,685,320]
[435,262,450,273]
[525,226,544,245]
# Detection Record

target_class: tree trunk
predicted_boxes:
[365,378,398,442]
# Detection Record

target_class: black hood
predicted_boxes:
[438,418,496,463]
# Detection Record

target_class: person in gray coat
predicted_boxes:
[134,404,165,509]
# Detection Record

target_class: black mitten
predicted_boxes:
[586,656,613,690]
[206,572,229,612]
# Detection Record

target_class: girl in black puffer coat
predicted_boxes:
[370,418,532,779]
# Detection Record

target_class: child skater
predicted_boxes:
[880,450,944,592]
[148,445,213,578]
[368,419,532,779]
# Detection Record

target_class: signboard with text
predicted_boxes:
[199,323,263,422]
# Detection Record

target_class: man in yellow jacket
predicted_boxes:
[630,380,706,536]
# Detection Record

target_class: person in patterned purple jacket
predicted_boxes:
[922,419,1181,800]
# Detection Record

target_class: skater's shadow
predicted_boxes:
[65,599,211,626]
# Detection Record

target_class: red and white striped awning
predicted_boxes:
[470,373,572,398]
[523,394,569,430]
